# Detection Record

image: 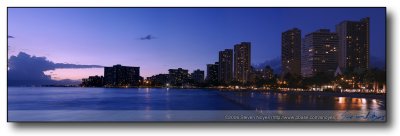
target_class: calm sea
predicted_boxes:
[7,87,386,121]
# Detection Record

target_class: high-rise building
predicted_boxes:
[336,17,370,70]
[206,62,219,85]
[281,28,301,76]
[191,69,205,84]
[301,29,339,77]
[104,64,140,87]
[234,42,251,83]
[219,49,233,84]
[168,68,189,86]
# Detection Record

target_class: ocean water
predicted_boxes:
[7,87,386,121]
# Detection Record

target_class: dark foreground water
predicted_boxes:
[8,87,386,122]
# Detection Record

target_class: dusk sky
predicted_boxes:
[8,8,385,80]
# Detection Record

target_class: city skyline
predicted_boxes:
[7,8,385,82]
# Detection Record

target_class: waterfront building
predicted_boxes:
[218,49,233,84]
[191,69,205,84]
[301,29,339,77]
[281,28,302,76]
[147,74,169,86]
[234,42,251,83]
[168,68,189,86]
[104,64,141,87]
[81,75,104,87]
[336,17,370,70]
[261,65,275,80]
[249,66,274,83]
[206,62,219,85]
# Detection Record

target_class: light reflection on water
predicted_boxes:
[219,91,385,111]
[334,97,381,111]
[8,87,385,111]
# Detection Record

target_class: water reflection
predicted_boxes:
[334,97,381,111]
[219,91,385,111]
[8,87,386,121]
[8,87,385,111]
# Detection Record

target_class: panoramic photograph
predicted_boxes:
[7,7,386,122]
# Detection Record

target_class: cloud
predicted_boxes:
[53,63,104,69]
[253,57,282,74]
[8,52,103,86]
[139,35,156,40]
[8,35,14,38]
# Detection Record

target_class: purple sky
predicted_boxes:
[8,8,386,80]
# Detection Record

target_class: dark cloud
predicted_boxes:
[8,35,14,38]
[8,52,103,86]
[253,57,282,74]
[139,35,156,40]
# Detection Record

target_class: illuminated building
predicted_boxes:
[219,49,233,84]
[168,68,189,86]
[104,64,141,87]
[206,62,219,85]
[249,66,274,83]
[147,74,169,86]
[336,17,370,70]
[234,42,251,83]
[281,28,301,76]
[191,69,205,84]
[81,75,104,87]
[301,29,338,77]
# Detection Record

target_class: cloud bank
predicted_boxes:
[8,52,103,86]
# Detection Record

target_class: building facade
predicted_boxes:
[168,68,189,86]
[147,74,169,86]
[336,17,370,70]
[234,42,251,83]
[281,28,302,76]
[191,69,205,84]
[218,49,233,84]
[249,66,274,84]
[206,62,219,85]
[81,75,104,87]
[301,29,339,77]
[104,64,140,87]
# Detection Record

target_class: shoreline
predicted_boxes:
[9,86,386,99]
